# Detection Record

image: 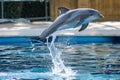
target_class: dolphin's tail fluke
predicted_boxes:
[30,36,53,43]
[30,37,46,43]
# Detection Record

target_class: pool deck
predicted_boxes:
[0,21,120,37]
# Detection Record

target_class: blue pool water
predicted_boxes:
[0,36,120,80]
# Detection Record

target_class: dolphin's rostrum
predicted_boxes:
[39,7,103,41]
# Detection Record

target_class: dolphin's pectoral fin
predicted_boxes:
[79,23,89,31]
[73,20,83,28]
[58,7,70,15]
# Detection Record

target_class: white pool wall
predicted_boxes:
[0,21,120,37]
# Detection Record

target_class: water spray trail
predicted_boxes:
[46,34,75,76]
[47,34,65,73]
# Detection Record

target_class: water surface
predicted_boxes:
[0,41,120,80]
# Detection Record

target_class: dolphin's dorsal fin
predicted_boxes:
[58,7,69,15]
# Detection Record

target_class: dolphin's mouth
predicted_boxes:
[99,14,104,18]
[79,13,104,32]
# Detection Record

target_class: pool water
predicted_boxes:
[0,36,120,80]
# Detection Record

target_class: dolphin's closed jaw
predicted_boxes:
[100,14,104,18]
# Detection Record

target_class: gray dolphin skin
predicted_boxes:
[39,7,104,41]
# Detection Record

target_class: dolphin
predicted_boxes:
[39,7,103,41]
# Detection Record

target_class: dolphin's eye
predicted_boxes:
[89,13,93,16]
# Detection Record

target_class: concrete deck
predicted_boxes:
[0,21,120,37]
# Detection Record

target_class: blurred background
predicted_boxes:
[0,0,120,21]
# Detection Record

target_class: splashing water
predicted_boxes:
[46,34,75,79]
